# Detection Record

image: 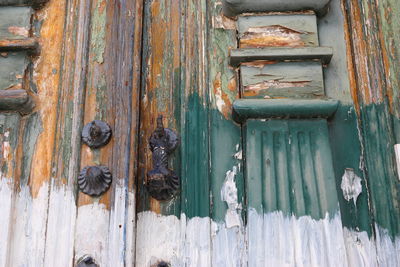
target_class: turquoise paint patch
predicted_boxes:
[329,104,373,236]
[245,119,339,219]
[359,102,400,238]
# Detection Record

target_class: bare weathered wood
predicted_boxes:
[0,38,38,52]
[0,89,34,113]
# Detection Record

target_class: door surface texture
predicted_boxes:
[0,0,399,266]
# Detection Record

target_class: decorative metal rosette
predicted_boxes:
[78,166,112,197]
[81,120,112,149]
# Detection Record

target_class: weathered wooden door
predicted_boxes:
[1,0,400,266]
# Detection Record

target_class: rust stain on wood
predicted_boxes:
[342,0,360,112]
[213,72,232,119]
[240,25,309,48]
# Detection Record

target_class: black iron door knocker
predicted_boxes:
[147,115,180,201]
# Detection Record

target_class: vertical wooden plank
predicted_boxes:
[0,114,21,267]
[4,0,67,265]
[73,0,142,266]
[343,0,400,263]
[137,0,182,215]
[136,0,212,265]
[207,1,246,266]
[43,0,87,265]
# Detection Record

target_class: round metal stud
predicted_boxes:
[78,166,112,197]
[76,255,98,267]
[82,120,112,149]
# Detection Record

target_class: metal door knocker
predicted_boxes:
[147,115,180,201]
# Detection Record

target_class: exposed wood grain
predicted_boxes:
[137,0,182,215]
[73,0,143,265]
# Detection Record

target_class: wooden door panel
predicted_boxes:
[0,0,142,266]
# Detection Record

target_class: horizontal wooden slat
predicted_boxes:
[232,99,339,122]
[0,38,38,52]
[0,89,34,113]
[230,47,333,67]
[0,0,48,7]
[222,0,331,17]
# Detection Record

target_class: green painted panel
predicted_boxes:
[246,119,339,219]
[240,61,324,99]
[238,14,319,48]
[328,105,373,235]
[0,7,31,39]
[0,51,27,90]
[360,103,400,238]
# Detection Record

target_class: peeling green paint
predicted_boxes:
[21,112,43,187]
[329,105,373,235]
[208,0,245,223]
[0,114,21,177]
[90,0,107,64]
[94,75,108,120]
[0,7,32,39]
[359,102,400,238]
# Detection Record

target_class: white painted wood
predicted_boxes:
[7,182,50,267]
[136,211,211,267]
[211,222,246,267]
[375,225,400,267]
[343,225,400,267]
[125,190,136,267]
[343,228,378,267]
[74,201,110,266]
[0,178,13,267]
[43,182,77,267]
[247,208,348,267]
[107,180,136,267]
[394,144,400,181]
[74,181,136,267]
